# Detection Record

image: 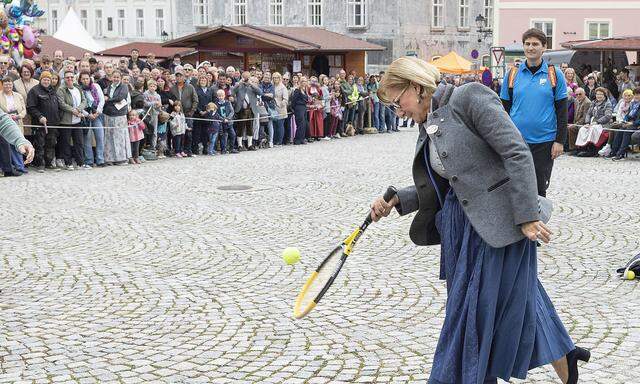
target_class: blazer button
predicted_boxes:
[441,151,448,158]
[451,175,458,182]
[461,199,469,206]
[435,130,442,137]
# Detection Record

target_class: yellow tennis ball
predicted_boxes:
[282,247,301,265]
[625,270,636,280]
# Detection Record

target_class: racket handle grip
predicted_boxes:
[382,185,398,203]
[365,186,398,224]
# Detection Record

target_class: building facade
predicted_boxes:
[495,0,640,50]
[38,0,195,50]
[197,0,494,73]
[38,0,494,71]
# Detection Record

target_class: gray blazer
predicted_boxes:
[395,83,552,249]
[231,81,263,116]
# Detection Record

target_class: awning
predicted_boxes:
[562,37,640,51]
[430,51,474,74]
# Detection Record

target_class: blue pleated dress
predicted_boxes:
[423,142,575,384]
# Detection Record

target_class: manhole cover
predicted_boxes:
[217,185,253,191]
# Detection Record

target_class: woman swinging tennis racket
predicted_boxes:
[370,57,590,384]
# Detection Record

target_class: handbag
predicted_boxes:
[257,101,269,124]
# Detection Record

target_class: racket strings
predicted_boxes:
[298,251,343,310]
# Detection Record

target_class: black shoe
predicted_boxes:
[566,346,590,384]
[3,170,21,177]
[96,163,106,168]
[577,150,596,157]
[231,149,239,154]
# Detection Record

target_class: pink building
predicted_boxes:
[495,0,640,50]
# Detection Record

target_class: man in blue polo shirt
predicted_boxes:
[500,28,568,197]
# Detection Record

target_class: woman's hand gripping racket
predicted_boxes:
[293,186,398,319]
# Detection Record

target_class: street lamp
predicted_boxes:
[475,14,492,42]
[475,14,486,30]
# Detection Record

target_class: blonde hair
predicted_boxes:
[378,57,440,104]
[207,102,217,111]
[623,89,634,98]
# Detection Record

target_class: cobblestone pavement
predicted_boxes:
[1,128,639,384]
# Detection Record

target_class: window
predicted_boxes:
[136,9,144,37]
[117,9,125,37]
[193,0,209,26]
[269,0,283,26]
[308,0,322,26]
[107,17,113,32]
[80,9,87,29]
[234,0,247,25]
[587,21,610,40]
[347,0,366,28]
[51,9,58,33]
[432,0,444,29]
[532,20,554,48]
[155,9,164,37]
[483,0,493,28]
[458,0,469,28]
[95,9,103,36]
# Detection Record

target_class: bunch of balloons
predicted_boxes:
[0,0,45,67]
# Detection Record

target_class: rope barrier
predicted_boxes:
[22,107,154,130]
[19,93,381,128]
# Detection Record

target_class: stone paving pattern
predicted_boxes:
[1,128,639,383]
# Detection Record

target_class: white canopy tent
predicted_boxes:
[53,7,103,53]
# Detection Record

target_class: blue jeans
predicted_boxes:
[220,123,236,152]
[345,106,357,125]
[371,101,380,131]
[611,129,636,156]
[267,119,274,144]
[378,104,387,131]
[84,115,104,165]
[173,134,183,153]
[208,129,219,154]
[274,118,285,145]
[10,145,25,171]
[385,107,396,132]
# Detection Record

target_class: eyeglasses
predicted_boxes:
[0,62,8,65]
[390,84,410,109]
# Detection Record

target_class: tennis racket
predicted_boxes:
[293,186,397,319]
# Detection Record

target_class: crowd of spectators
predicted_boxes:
[0,49,401,176]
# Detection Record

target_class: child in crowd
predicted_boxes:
[205,102,222,155]
[127,110,146,164]
[215,89,238,154]
[156,111,169,159]
[143,79,162,152]
[330,81,343,139]
[169,101,187,158]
